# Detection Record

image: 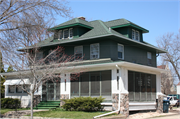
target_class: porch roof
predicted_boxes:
[0,59,166,77]
[3,79,30,85]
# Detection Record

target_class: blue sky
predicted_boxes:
[56,0,179,47]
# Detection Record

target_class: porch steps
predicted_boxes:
[33,101,60,110]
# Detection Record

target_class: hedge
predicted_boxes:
[61,96,104,111]
[1,98,21,109]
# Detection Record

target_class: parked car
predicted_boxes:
[164,96,179,107]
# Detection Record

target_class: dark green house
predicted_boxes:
[3,17,167,115]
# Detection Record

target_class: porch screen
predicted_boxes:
[71,70,111,100]
[128,70,156,102]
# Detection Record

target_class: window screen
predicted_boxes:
[58,30,63,39]
[69,28,73,38]
[63,29,69,39]
[80,72,89,96]
[90,43,99,59]
[74,46,83,60]
[101,71,111,96]
[71,75,79,96]
[118,44,124,59]
[91,72,100,96]
[16,86,22,93]
[8,85,15,93]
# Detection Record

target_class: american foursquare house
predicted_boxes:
[3,17,167,114]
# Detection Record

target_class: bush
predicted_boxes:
[61,96,104,112]
[1,98,21,109]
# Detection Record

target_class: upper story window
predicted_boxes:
[8,85,15,93]
[132,29,140,41]
[90,43,99,59]
[118,44,124,60]
[58,28,73,40]
[147,52,152,65]
[74,46,83,60]
[36,51,43,61]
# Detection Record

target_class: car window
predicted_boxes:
[174,97,177,100]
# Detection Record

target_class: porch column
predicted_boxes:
[60,73,70,106]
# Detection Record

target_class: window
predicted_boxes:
[74,46,83,60]
[71,70,111,100]
[118,44,124,59]
[128,70,156,102]
[147,52,152,65]
[132,29,140,41]
[8,85,15,93]
[36,51,43,61]
[90,43,99,59]
[16,86,23,93]
[58,28,73,40]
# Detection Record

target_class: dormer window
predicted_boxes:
[58,28,73,40]
[132,29,140,41]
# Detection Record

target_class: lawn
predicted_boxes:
[27,108,115,119]
[0,108,30,114]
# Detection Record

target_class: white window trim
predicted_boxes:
[74,45,83,60]
[69,28,73,39]
[58,28,73,40]
[147,52,152,59]
[132,29,140,41]
[90,43,100,59]
[118,43,124,60]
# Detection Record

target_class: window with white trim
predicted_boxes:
[90,43,99,59]
[16,85,23,93]
[58,28,73,40]
[147,52,152,65]
[118,44,124,59]
[8,85,15,93]
[74,46,83,60]
[132,29,140,41]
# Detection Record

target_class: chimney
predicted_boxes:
[78,16,86,21]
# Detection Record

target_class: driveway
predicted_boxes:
[148,114,180,119]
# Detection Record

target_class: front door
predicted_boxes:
[42,79,60,101]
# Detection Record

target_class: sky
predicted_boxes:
[55,0,179,84]
[56,0,179,47]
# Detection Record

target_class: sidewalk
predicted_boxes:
[127,108,180,119]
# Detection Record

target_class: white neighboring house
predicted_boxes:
[177,82,180,94]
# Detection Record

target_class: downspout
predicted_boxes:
[93,65,121,118]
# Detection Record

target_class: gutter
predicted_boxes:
[93,65,121,118]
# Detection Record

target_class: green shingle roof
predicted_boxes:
[49,18,93,30]
[105,18,149,33]
[19,18,166,53]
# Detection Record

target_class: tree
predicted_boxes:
[157,30,180,82]
[3,28,83,119]
[1,66,5,98]
[0,0,71,68]
[7,65,14,72]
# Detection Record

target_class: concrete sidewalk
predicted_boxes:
[127,108,180,119]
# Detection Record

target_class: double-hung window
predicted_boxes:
[58,28,73,40]
[90,43,99,59]
[8,85,15,93]
[16,86,23,93]
[132,29,140,41]
[74,46,83,60]
[118,44,124,59]
[147,52,152,65]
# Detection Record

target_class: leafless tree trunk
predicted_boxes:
[157,29,180,82]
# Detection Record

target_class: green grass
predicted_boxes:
[0,108,30,114]
[26,108,111,119]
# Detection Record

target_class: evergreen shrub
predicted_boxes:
[1,98,21,108]
[61,96,104,111]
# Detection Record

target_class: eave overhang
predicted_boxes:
[111,23,149,33]
[48,23,93,31]
[0,60,166,77]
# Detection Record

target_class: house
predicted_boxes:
[2,17,167,115]
[177,82,180,95]
[157,64,174,94]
